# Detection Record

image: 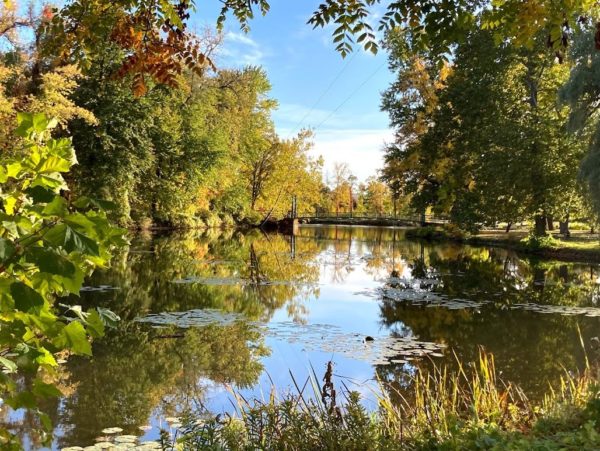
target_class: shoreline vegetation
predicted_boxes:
[153,351,600,450]
[404,226,600,263]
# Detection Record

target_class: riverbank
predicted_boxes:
[156,352,600,450]
[406,226,600,263]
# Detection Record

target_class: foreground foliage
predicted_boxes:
[161,352,600,450]
[0,113,124,447]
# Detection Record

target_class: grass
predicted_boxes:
[158,351,600,450]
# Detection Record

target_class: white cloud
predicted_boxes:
[215,31,270,66]
[226,31,259,47]
[309,128,393,182]
[274,102,392,182]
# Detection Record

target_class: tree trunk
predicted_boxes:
[559,217,570,238]
[546,215,554,231]
[505,222,512,233]
[349,186,353,218]
[533,215,547,237]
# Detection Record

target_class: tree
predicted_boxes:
[363,177,391,216]
[380,34,450,221]
[382,27,586,234]
[329,162,354,215]
[251,131,324,218]
[560,27,600,222]
[5,0,593,99]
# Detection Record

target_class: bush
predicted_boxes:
[522,234,559,250]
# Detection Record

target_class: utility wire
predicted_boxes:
[286,51,358,139]
[312,60,386,132]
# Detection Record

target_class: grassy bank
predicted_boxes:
[158,352,600,450]
[406,226,600,263]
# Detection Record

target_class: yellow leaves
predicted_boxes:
[30,65,98,126]
[0,0,15,13]
[438,62,453,84]
[3,194,17,215]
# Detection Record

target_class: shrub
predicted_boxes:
[522,234,559,250]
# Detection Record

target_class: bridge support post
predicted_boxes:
[278,217,299,235]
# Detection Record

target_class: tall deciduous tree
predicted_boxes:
[382,27,586,234]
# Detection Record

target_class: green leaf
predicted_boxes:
[15,112,33,137]
[31,174,67,190]
[71,196,92,209]
[85,309,105,338]
[35,347,57,368]
[39,412,53,432]
[6,162,21,178]
[6,391,36,409]
[60,321,92,356]
[43,224,100,256]
[25,186,56,203]
[36,155,71,173]
[32,379,62,398]
[26,247,75,277]
[0,356,17,373]
[32,113,50,133]
[10,281,44,312]
[42,196,68,216]
[97,307,120,328]
[93,198,118,211]
[65,213,97,233]
[0,238,16,262]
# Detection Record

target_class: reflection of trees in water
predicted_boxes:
[47,322,268,448]
[301,226,423,282]
[378,301,595,398]
[77,229,322,323]
[0,376,49,449]
[37,229,323,447]
[373,244,600,402]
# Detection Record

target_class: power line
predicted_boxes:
[286,51,358,138]
[311,60,386,132]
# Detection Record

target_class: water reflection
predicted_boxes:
[300,227,600,399]
[79,229,321,323]
[7,226,600,449]
[52,323,267,447]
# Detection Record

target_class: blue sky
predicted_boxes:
[193,0,395,182]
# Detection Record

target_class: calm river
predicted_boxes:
[11,226,600,449]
